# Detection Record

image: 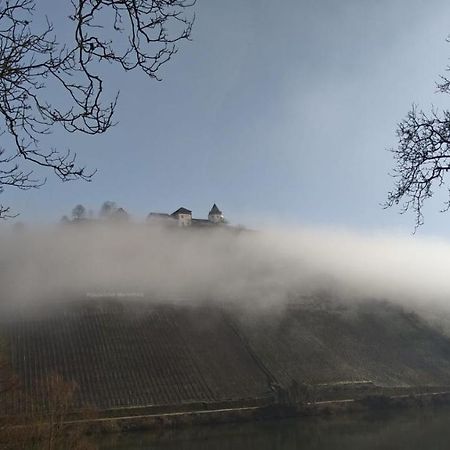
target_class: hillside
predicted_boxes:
[2,299,450,416]
[233,301,450,388]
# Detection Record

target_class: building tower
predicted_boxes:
[208,204,224,224]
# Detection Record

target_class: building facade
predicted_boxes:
[147,204,225,227]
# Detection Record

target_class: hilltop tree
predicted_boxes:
[386,41,450,227]
[99,201,129,222]
[99,201,117,218]
[0,0,195,218]
[71,204,86,221]
[110,207,129,222]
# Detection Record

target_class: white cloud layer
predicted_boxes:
[1,224,450,313]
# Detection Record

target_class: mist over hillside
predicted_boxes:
[4,223,450,418]
[1,223,450,315]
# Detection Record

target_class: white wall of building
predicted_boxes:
[208,213,223,224]
[177,214,192,226]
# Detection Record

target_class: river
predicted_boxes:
[97,406,450,449]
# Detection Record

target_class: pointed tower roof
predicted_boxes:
[171,207,192,216]
[209,204,222,215]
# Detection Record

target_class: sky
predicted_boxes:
[5,0,450,236]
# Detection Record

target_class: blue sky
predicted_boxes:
[5,0,450,235]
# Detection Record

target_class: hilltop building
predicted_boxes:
[208,204,224,223]
[147,204,225,227]
[171,207,193,226]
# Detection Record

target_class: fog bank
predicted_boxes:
[1,224,450,312]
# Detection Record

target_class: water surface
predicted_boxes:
[99,407,450,450]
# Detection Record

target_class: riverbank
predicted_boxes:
[65,389,450,433]
[5,299,450,435]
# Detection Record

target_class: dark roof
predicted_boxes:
[147,212,171,218]
[209,204,222,215]
[171,207,192,216]
[191,219,214,227]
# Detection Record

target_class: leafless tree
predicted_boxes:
[0,0,195,217]
[1,373,99,450]
[99,200,117,218]
[386,51,450,228]
[72,203,86,220]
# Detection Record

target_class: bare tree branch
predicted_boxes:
[386,104,450,229]
[0,0,195,217]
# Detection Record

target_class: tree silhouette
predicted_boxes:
[71,204,86,220]
[0,0,195,218]
[99,201,117,218]
[386,43,450,228]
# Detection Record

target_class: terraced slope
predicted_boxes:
[1,302,270,414]
[234,301,450,388]
[3,299,450,416]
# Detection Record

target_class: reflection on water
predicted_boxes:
[99,407,450,450]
